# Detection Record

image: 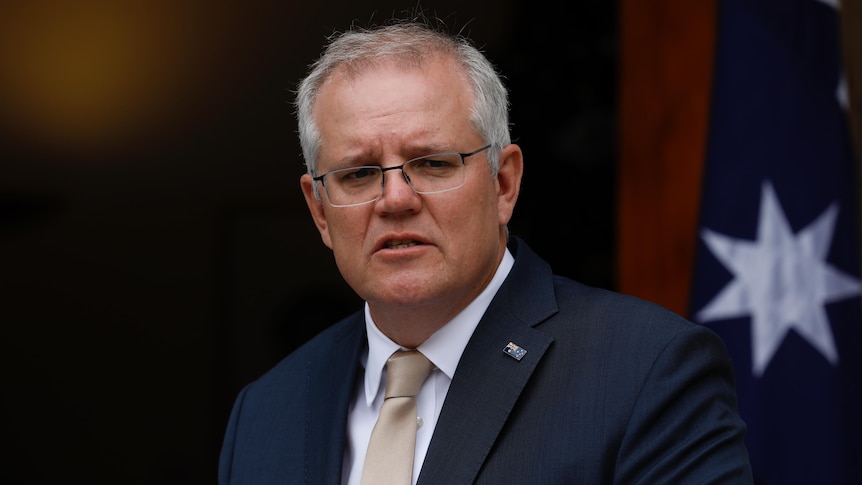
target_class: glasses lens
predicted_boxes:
[319,151,470,207]
[404,153,465,194]
[324,166,383,207]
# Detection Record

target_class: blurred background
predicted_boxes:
[1,0,617,482]
[2,0,857,483]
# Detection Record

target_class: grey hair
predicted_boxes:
[294,21,511,197]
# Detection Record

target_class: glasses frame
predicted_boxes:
[313,144,492,207]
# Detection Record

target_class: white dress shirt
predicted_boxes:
[341,249,515,485]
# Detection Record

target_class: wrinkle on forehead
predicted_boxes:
[312,55,480,173]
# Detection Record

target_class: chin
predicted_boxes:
[367,277,445,307]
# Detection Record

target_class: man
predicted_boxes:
[219,20,753,484]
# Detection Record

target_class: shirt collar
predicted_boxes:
[362,248,515,405]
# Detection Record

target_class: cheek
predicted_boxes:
[328,221,366,280]
[470,179,502,220]
[325,210,370,251]
[441,183,500,239]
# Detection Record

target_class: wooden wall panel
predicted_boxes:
[843,0,862,163]
[618,0,716,317]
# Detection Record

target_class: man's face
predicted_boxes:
[300,56,521,331]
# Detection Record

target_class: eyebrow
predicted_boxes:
[327,144,453,170]
[406,144,451,157]
[324,150,376,171]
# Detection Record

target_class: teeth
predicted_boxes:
[387,239,419,249]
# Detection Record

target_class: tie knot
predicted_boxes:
[384,350,434,399]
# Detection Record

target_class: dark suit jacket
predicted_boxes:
[219,237,753,484]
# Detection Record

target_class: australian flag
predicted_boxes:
[690,0,862,483]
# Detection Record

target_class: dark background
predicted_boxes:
[0,0,614,482]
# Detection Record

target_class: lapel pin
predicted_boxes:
[503,342,527,361]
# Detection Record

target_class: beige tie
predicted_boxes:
[361,350,435,485]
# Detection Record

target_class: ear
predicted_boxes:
[495,143,523,226]
[300,174,334,249]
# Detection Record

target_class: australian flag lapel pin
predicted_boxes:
[503,342,527,361]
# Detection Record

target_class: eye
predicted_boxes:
[412,156,458,171]
[338,167,379,182]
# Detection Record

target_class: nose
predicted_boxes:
[376,167,421,213]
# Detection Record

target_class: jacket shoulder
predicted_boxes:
[249,311,364,392]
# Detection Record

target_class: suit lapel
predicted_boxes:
[418,238,558,484]
[303,313,366,485]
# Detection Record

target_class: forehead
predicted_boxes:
[313,56,477,153]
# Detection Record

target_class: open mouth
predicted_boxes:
[385,239,422,249]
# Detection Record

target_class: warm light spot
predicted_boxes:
[0,0,234,156]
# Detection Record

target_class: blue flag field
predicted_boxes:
[690,0,862,483]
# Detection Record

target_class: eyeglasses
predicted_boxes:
[313,144,492,207]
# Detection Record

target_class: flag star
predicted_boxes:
[696,181,861,376]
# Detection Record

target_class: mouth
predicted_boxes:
[384,239,423,250]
